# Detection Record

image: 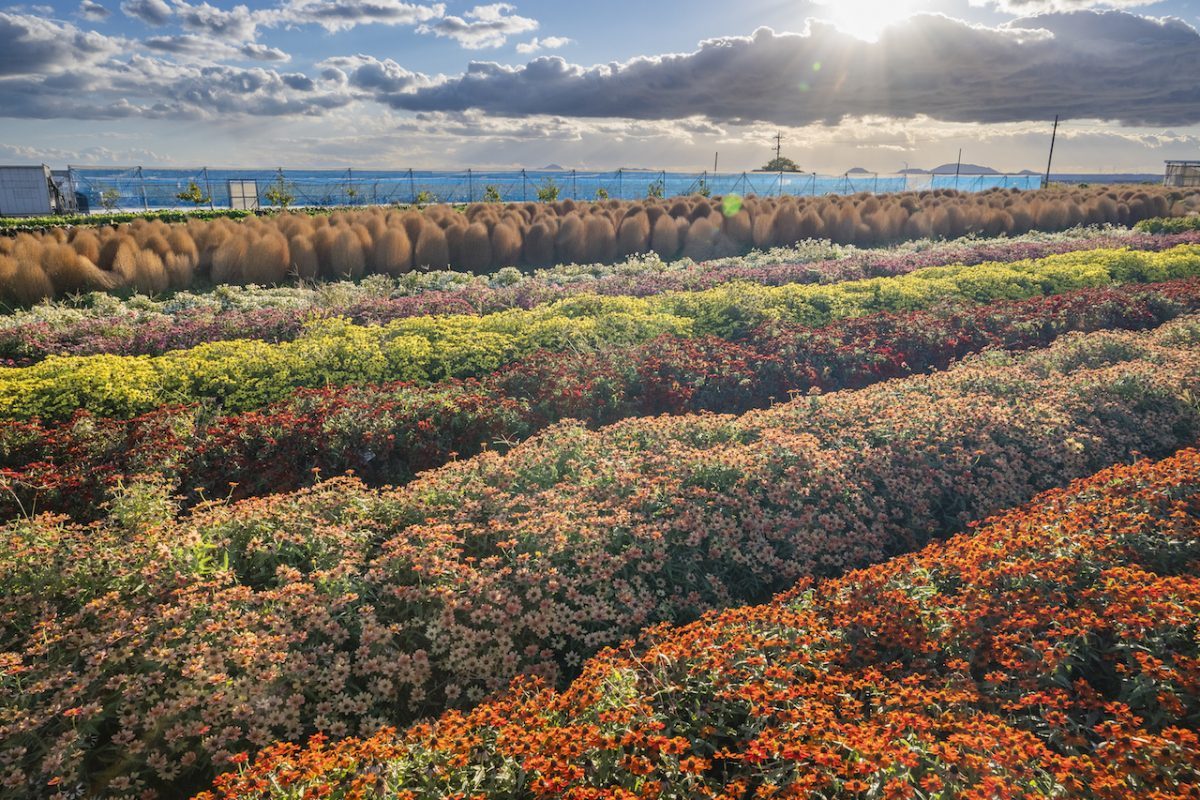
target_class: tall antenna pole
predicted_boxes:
[1043,114,1059,189]
[774,132,783,161]
[714,152,719,173]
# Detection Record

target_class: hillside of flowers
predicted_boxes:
[4,207,1200,800]
[199,444,1200,800]
[4,319,1200,797]
[4,277,1200,521]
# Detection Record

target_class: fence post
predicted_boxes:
[617,169,623,199]
[408,169,415,204]
[522,169,527,202]
[137,166,148,210]
[203,167,213,210]
[467,169,473,203]
[572,169,577,200]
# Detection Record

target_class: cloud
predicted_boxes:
[78,0,110,21]
[418,3,537,49]
[515,35,572,54]
[0,10,122,76]
[175,2,259,41]
[0,13,347,119]
[120,0,172,25]
[971,0,1158,12]
[358,12,1200,127]
[268,0,445,33]
[142,33,290,61]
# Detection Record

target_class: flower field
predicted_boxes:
[2,209,1200,800]
[199,445,1200,800]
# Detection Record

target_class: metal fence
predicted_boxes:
[63,166,1044,213]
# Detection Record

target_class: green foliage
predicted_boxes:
[0,208,255,233]
[595,188,609,200]
[536,178,560,203]
[483,185,501,203]
[763,155,802,172]
[98,189,122,211]
[263,176,294,209]
[415,190,437,205]
[175,180,211,207]
[1136,215,1200,234]
[647,178,665,199]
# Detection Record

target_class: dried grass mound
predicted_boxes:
[328,228,366,280]
[584,215,617,264]
[413,221,450,269]
[243,232,291,285]
[288,235,320,281]
[617,210,651,257]
[460,223,492,274]
[523,220,557,267]
[41,244,118,294]
[556,214,588,264]
[650,212,680,260]
[0,254,54,306]
[372,228,412,276]
[490,222,523,269]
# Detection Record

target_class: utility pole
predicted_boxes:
[714,152,719,174]
[1043,114,1059,189]
[954,148,962,191]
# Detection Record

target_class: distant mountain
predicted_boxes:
[540,164,566,171]
[898,167,931,174]
[929,163,1000,175]
[846,167,872,174]
[1017,169,1040,175]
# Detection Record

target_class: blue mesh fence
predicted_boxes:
[65,167,1044,212]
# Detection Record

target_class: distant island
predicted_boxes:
[540,164,566,171]
[928,163,999,175]
[846,167,872,174]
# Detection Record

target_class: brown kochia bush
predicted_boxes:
[2,184,1196,302]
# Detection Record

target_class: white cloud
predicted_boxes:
[78,0,111,21]
[970,0,1158,11]
[267,0,445,33]
[516,35,572,54]
[418,3,537,49]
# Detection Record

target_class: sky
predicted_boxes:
[1,0,1199,174]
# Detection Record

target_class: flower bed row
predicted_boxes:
[1136,214,1200,234]
[4,320,1200,798]
[199,445,1200,800]
[4,244,1200,422]
[6,278,1200,522]
[5,228,1199,366]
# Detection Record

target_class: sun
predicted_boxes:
[811,0,920,41]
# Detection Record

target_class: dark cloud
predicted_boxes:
[119,0,172,25]
[360,11,1200,127]
[0,11,120,75]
